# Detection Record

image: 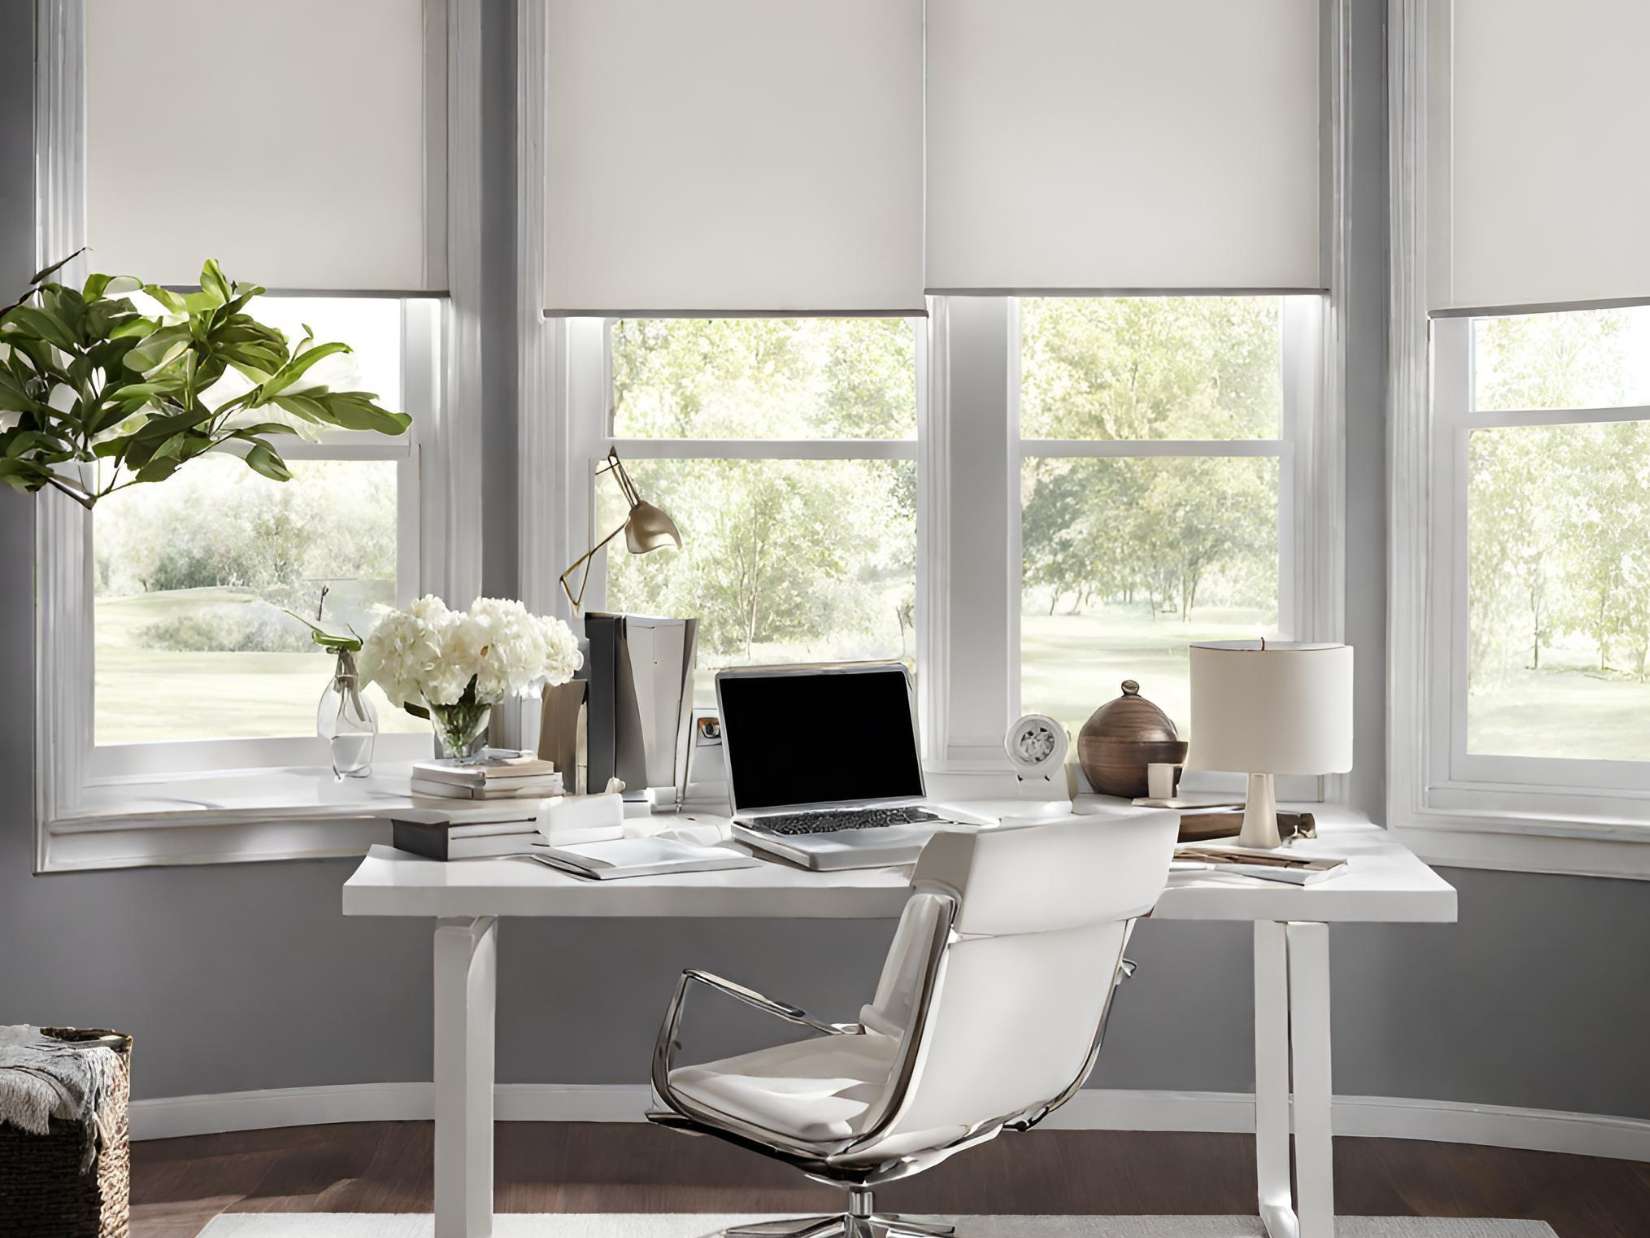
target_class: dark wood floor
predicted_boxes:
[129,1121,1650,1238]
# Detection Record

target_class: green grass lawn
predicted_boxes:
[1469,665,1650,762]
[95,589,1650,762]
[1024,603,1650,761]
[95,588,423,746]
[1021,604,1274,737]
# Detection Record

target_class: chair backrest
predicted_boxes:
[852,812,1177,1159]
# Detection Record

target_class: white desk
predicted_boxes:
[343,806,1456,1238]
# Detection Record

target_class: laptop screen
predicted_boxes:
[718,665,923,812]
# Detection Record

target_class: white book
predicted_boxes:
[412,753,558,786]
[410,775,563,800]
[1174,844,1348,886]
[523,836,762,881]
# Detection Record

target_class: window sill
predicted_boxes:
[1390,805,1650,882]
[36,764,428,873]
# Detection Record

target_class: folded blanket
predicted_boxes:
[0,1025,123,1170]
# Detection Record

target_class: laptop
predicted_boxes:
[716,662,980,870]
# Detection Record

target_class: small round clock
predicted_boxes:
[1004,713,1069,782]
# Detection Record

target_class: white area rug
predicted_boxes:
[198,1215,1557,1237]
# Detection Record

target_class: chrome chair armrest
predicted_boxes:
[652,968,860,1102]
[681,969,856,1038]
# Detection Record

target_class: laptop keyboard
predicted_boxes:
[741,806,943,836]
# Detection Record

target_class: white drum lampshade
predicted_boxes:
[1189,641,1353,848]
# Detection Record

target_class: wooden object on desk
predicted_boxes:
[1178,809,1316,844]
[538,680,588,795]
[1077,680,1189,798]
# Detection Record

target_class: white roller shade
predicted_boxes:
[925,0,1322,294]
[542,0,924,316]
[86,0,445,292]
[1429,0,1650,316]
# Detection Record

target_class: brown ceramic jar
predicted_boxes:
[1076,679,1190,799]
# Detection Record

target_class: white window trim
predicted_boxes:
[1386,0,1650,880]
[32,0,485,872]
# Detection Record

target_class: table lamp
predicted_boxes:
[1188,640,1354,849]
[559,447,683,613]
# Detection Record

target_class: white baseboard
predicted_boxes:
[129,1084,1650,1164]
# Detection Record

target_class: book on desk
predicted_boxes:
[391,799,556,861]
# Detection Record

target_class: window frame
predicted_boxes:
[1430,316,1650,805]
[84,298,435,781]
[33,0,486,871]
[559,315,930,729]
[1010,295,1324,797]
[1388,0,1650,879]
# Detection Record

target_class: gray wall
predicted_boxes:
[4,1,1649,1121]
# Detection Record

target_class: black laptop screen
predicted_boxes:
[719,667,923,812]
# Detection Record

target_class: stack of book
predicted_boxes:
[391,801,550,861]
[410,755,564,801]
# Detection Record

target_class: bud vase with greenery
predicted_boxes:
[288,600,379,779]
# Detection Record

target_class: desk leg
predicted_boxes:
[435,916,497,1238]
[1288,921,1334,1237]
[1253,920,1335,1238]
[1253,921,1296,1238]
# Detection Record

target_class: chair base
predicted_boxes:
[726,1215,956,1238]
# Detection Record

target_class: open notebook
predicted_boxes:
[524,836,762,881]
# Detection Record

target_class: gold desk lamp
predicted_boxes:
[560,448,683,613]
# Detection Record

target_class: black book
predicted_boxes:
[390,809,541,862]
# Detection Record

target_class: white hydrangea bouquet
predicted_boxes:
[359,595,582,763]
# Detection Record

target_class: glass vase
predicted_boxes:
[429,700,493,764]
[317,649,378,779]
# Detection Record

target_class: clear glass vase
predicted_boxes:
[429,700,493,765]
[317,649,378,779]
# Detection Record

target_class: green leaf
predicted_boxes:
[252,341,351,400]
[134,455,182,483]
[107,315,159,341]
[271,394,328,423]
[307,391,411,436]
[83,273,141,301]
[242,440,293,482]
[29,249,85,287]
[140,285,188,316]
[4,304,77,351]
[122,324,193,373]
[198,260,233,305]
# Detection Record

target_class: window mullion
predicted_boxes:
[937,295,1017,767]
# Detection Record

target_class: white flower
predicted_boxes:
[358,594,583,713]
[358,604,444,710]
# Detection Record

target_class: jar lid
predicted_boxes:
[1079,679,1179,743]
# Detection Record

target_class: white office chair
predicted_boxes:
[648,812,1178,1238]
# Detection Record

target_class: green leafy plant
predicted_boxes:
[0,252,411,509]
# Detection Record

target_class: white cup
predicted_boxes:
[1146,761,1182,800]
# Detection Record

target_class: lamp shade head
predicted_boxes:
[1187,641,1353,775]
[624,500,683,554]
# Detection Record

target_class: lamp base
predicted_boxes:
[1237,772,1281,849]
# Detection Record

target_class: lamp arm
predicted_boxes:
[559,519,630,614]
[608,449,643,509]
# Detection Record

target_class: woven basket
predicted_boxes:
[0,1027,132,1238]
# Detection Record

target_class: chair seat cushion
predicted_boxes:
[668,1031,899,1144]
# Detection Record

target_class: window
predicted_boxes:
[1017,297,1312,739]
[589,318,921,706]
[1431,308,1650,796]
[85,296,437,779]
